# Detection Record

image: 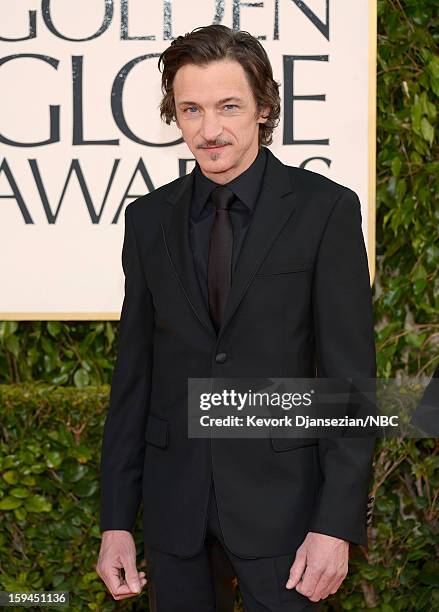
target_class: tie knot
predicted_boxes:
[210,185,235,211]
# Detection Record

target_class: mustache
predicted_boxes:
[198,141,231,148]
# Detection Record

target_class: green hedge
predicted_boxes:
[1,385,438,611]
[0,385,116,611]
[374,0,438,378]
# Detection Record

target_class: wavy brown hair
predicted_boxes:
[157,24,281,146]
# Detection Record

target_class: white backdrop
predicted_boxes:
[0,0,376,319]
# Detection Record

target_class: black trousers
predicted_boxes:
[144,481,321,611]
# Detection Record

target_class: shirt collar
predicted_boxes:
[192,145,268,217]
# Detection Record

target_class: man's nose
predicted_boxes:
[199,111,224,144]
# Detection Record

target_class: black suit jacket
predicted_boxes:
[99,146,376,558]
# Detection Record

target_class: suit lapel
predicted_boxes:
[218,148,297,341]
[162,148,298,342]
[162,169,217,338]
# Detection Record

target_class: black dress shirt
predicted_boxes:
[189,145,268,308]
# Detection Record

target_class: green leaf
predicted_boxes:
[391,157,402,177]
[3,470,19,485]
[0,321,18,340]
[9,487,30,499]
[24,495,52,513]
[105,321,115,347]
[72,479,98,498]
[413,264,427,281]
[413,278,427,295]
[62,463,87,483]
[14,507,27,521]
[21,475,36,486]
[411,98,422,132]
[0,496,23,510]
[74,368,90,388]
[420,117,434,144]
[46,451,63,469]
[70,444,93,464]
[5,334,20,359]
[47,322,61,337]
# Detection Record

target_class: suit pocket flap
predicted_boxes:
[145,413,169,448]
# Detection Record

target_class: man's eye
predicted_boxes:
[182,104,238,114]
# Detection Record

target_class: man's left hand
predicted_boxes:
[285,532,349,602]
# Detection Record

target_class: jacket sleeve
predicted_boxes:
[309,188,376,546]
[99,203,154,532]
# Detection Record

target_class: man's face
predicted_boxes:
[173,59,269,182]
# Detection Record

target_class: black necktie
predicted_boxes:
[208,185,235,333]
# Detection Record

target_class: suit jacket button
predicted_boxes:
[215,352,227,364]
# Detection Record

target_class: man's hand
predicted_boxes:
[285,532,349,602]
[95,530,147,600]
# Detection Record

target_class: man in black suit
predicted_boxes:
[96,24,376,611]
